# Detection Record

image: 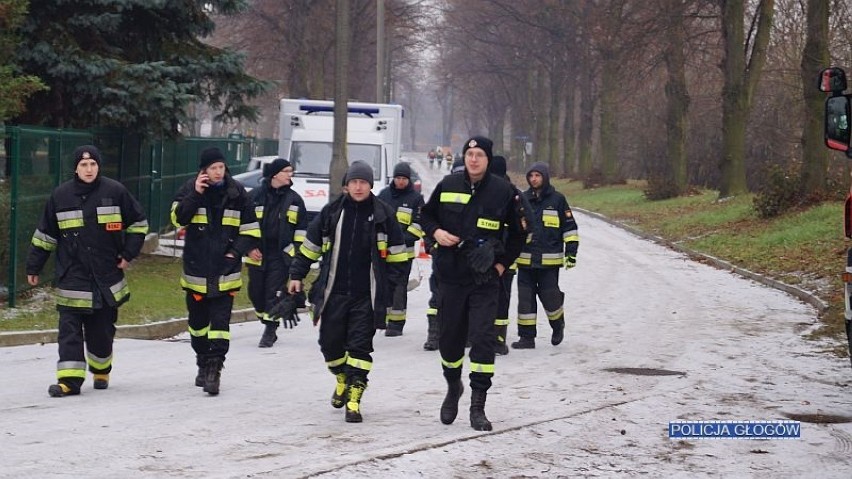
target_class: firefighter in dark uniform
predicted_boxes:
[171,147,260,395]
[245,158,308,348]
[288,161,408,423]
[512,162,579,349]
[488,155,536,356]
[377,161,425,336]
[420,136,525,431]
[27,145,149,397]
[422,157,467,351]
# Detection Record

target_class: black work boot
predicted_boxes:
[258,322,278,348]
[345,379,367,423]
[495,325,509,356]
[203,357,224,396]
[385,322,403,337]
[48,381,81,398]
[440,378,464,425]
[423,315,439,351]
[195,356,205,387]
[470,389,492,431]
[331,372,347,409]
[511,337,535,349]
[93,374,109,390]
[551,320,565,346]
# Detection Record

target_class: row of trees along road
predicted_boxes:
[5,1,852,207]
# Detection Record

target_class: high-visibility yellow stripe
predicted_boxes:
[441,356,464,369]
[208,330,231,340]
[439,192,471,204]
[189,325,210,337]
[346,356,373,371]
[327,354,348,368]
[477,218,499,230]
[470,362,495,374]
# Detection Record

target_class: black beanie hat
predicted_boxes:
[491,155,507,178]
[263,158,292,179]
[392,162,412,179]
[345,160,374,185]
[198,147,226,170]
[462,136,493,163]
[73,145,102,169]
[451,158,465,173]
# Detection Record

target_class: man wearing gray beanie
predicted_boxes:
[288,159,408,423]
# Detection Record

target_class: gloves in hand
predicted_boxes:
[268,291,300,328]
[465,240,496,274]
[564,255,577,269]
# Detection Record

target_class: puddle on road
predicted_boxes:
[603,367,686,377]
[782,412,852,424]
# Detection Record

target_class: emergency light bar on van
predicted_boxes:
[299,105,382,117]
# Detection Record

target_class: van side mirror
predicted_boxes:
[825,95,852,154]
[819,67,847,94]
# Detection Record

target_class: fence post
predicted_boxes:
[7,127,20,308]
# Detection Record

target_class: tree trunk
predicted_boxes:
[664,0,689,194]
[799,0,830,197]
[562,70,577,177]
[533,66,549,163]
[549,68,562,176]
[719,0,775,198]
[599,51,619,182]
[330,0,351,198]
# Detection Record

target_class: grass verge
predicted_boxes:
[1,255,254,331]
[554,179,848,358]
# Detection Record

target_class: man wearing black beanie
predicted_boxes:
[288,160,408,423]
[420,136,526,431]
[245,158,308,348]
[171,147,260,395]
[27,144,149,397]
[377,162,425,336]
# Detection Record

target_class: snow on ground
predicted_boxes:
[1,154,850,478]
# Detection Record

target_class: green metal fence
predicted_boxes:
[2,125,274,307]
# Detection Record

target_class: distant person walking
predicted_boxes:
[27,145,149,397]
[171,147,260,395]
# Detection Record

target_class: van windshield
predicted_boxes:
[290,142,381,178]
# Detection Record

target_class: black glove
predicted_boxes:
[465,239,496,274]
[268,291,300,328]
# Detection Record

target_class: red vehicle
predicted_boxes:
[819,66,852,368]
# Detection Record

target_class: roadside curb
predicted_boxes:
[0,308,257,348]
[574,208,829,316]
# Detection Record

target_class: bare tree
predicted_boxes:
[799,0,830,198]
[718,0,775,198]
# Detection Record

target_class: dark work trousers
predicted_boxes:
[319,292,376,382]
[56,307,118,388]
[386,259,413,331]
[516,267,564,339]
[187,293,235,364]
[495,269,516,341]
[427,271,439,317]
[247,253,290,325]
[438,276,498,392]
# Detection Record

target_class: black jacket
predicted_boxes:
[420,170,525,284]
[377,181,425,257]
[518,163,579,268]
[27,175,149,311]
[289,194,408,322]
[246,180,308,268]
[171,175,260,297]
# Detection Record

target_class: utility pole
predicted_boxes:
[331,0,351,198]
[376,0,385,103]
